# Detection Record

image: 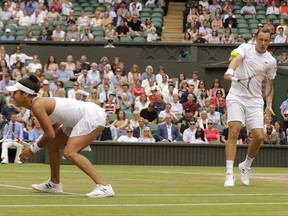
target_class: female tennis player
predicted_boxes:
[223,28,277,187]
[6,74,115,198]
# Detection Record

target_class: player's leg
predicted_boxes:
[1,141,13,164]
[31,128,68,193]
[238,106,264,186]
[14,142,24,164]
[224,100,244,187]
[63,126,115,198]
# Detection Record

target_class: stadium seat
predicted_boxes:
[147,123,158,133]
[31,30,41,36]
[140,12,152,18]
[108,114,117,123]
[63,81,74,90]
[91,26,104,32]
[242,33,252,41]
[17,26,29,31]
[120,37,132,42]
[133,36,146,42]
[94,36,106,42]
[141,7,153,13]
[92,31,104,37]
[15,35,27,41]
[244,14,254,19]
[43,72,54,81]
[238,28,249,34]
[151,12,163,19]
[16,30,28,36]
[237,23,249,29]
[5,24,17,30]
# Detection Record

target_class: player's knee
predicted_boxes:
[229,128,241,139]
[63,149,77,162]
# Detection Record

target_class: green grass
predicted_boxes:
[1,164,288,216]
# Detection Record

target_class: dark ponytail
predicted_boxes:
[18,74,41,94]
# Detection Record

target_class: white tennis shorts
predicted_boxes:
[227,99,264,130]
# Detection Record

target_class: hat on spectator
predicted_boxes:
[258,23,263,27]
[148,102,154,107]
[5,29,11,33]
[4,73,10,78]
[43,80,49,85]
[185,109,191,112]
[151,86,158,91]
[107,38,114,43]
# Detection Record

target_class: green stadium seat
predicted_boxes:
[140,12,152,18]
[43,72,54,81]
[146,4,157,8]
[111,37,119,42]
[151,17,163,24]
[153,8,164,14]
[94,36,106,42]
[63,81,74,90]
[92,31,104,37]
[133,36,146,42]
[30,25,42,30]
[15,35,27,41]
[267,15,278,20]
[17,26,29,31]
[31,30,41,36]
[248,19,259,24]
[238,28,249,34]
[233,5,242,10]
[257,10,266,15]
[249,23,258,29]
[151,12,163,18]
[5,24,17,30]
[120,37,132,42]
[234,10,241,15]
[238,23,249,29]
[244,14,254,19]
[0,30,3,36]
[141,7,152,13]
[54,20,66,26]
[91,26,104,32]
[16,30,28,36]
[242,33,252,41]
[256,14,266,20]
[273,20,280,26]
[235,14,244,20]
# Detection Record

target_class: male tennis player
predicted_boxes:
[223,28,277,187]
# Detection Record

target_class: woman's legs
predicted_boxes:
[63,126,106,185]
[47,129,69,184]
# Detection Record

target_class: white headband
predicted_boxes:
[6,82,37,95]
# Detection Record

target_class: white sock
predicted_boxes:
[226,160,234,174]
[243,156,254,168]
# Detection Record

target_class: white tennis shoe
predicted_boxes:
[224,173,235,187]
[238,162,251,186]
[31,180,63,193]
[86,184,115,198]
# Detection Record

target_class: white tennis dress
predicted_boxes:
[48,97,106,137]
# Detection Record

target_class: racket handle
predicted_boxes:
[231,77,239,82]
[15,138,30,147]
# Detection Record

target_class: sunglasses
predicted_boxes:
[208,123,213,125]
[219,100,224,102]
[190,123,195,125]
[127,131,133,133]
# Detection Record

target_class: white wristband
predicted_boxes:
[225,68,234,76]
[30,143,42,153]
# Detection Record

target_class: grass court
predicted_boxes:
[0,164,288,216]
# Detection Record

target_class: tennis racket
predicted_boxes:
[0,120,30,147]
[231,73,272,99]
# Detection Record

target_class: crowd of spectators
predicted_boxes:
[0,0,167,42]
[1,44,288,146]
[181,0,288,44]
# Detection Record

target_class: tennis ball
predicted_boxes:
[231,51,238,58]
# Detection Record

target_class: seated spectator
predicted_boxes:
[106,5,116,20]
[50,0,61,12]
[198,20,212,38]
[53,80,64,97]
[103,93,116,114]
[194,33,207,43]
[79,27,94,42]
[247,33,257,45]
[99,83,113,104]
[133,117,146,138]
[197,85,209,107]
[65,10,78,26]
[207,29,220,44]
[182,32,193,44]
[30,8,44,25]
[38,29,52,41]
[183,119,197,143]
[209,79,225,99]
[100,116,118,141]
[134,92,150,111]
[186,23,198,41]
[112,110,130,134]
[209,0,222,14]
[115,19,130,38]
[178,109,195,135]
[27,55,42,73]
[264,19,275,34]
[272,121,285,144]
[198,109,209,128]
[240,0,256,16]
[38,79,53,97]
[222,0,233,14]
[67,81,80,99]
[171,94,183,118]
[163,83,178,103]
[105,23,115,39]
[131,80,144,99]
[78,10,90,27]
[178,80,189,98]
[158,103,178,124]
[235,34,245,44]
[116,92,133,115]
[263,125,279,145]
[140,102,158,124]
[283,128,288,144]
[156,114,181,142]
[61,0,73,16]
[19,10,31,26]
[223,11,237,29]
[1,29,15,41]
[77,69,93,93]
[25,31,37,41]
[141,18,154,33]
[57,62,71,82]
[211,14,223,30]
[186,8,199,26]
[45,6,62,21]
[279,0,288,16]
[52,24,65,41]
[129,0,142,13]
[194,128,209,144]
[66,25,80,42]
[1,113,23,164]
[221,127,246,145]
[117,128,138,142]
[44,55,58,74]
[274,27,287,43]
[147,27,158,43]
[152,92,166,114]
[130,2,140,16]
[204,119,220,142]
[28,117,44,141]
[207,104,221,125]
[0,4,12,21]
[212,90,225,106]
[276,18,287,33]
[138,126,155,142]
[243,132,253,145]
[91,11,103,27]
[12,4,24,20]
[102,13,113,27]
[182,93,199,117]
[130,110,141,129]
[266,0,280,15]
[279,52,288,64]
[222,33,234,44]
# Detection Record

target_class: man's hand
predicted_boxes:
[20,146,34,161]
[265,106,275,116]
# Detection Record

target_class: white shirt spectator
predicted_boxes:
[171,101,183,116]
[117,135,138,142]
[61,2,73,15]
[183,127,196,143]
[27,62,42,73]
[274,34,287,43]
[19,15,31,26]
[10,53,32,66]
[99,91,113,103]
[207,111,221,125]
[266,6,279,15]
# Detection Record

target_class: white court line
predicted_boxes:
[1,202,288,207]
[0,184,84,196]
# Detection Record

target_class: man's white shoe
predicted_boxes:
[31,180,63,193]
[238,162,251,186]
[1,159,8,164]
[86,184,115,198]
[224,173,235,187]
[14,160,23,164]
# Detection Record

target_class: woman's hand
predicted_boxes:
[20,146,34,161]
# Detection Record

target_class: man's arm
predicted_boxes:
[224,54,244,81]
[265,79,275,116]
